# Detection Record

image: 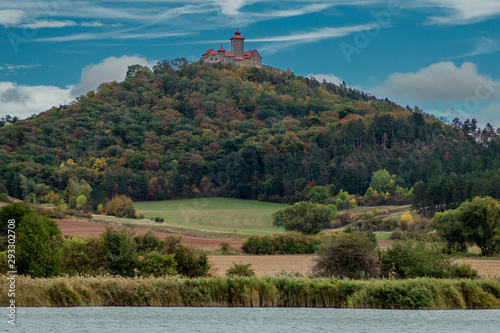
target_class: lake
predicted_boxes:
[6,307,500,332]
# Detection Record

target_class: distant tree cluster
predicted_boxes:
[432,196,500,256]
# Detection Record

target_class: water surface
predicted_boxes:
[6,307,500,333]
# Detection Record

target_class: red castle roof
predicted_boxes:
[231,29,245,40]
[243,50,259,59]
[202,48,235,59]
[202,49,218,57]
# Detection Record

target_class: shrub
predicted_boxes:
[0,202,32,236]
[61,236,108,276]
[173,244,211,277]
[359,217,399,231]
[400,212,413,231]
[134,230,162,253]
[242,232,321,254]
[154,216,165,223]
[378,239,478,279]
[389,229,406,240]
[17,211,63,277]
[102,227,139,277]
[104,195,136,218]
[313,232,380,279]
[164,234,182,254]
[0,193,11,203]
[226,262,255,277]
[0,251,8,273]
[138,251,177,277]
[219,241,232,254]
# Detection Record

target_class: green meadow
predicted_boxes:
[133,198,286,236]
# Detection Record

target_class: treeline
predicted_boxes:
[2,275,499,309]
[412,169,500,214]
[1,59,500,211]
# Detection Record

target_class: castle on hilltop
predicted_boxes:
[201,30,262,67]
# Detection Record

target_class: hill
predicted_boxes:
[1,59,500,212]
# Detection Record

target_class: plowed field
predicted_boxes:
[209,255,500,278]
[56,219,243,248]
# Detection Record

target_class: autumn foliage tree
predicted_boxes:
[104,195,136,218]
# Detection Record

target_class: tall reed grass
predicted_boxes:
[1,275,499,309]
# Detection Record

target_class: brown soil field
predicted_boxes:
[209,255,500,278]
[56,219,243,248]
[454,259,500,279]
[209,255,315,277]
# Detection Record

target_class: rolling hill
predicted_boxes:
[1,59,499,213]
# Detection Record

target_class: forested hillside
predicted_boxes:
[1,59,500,212]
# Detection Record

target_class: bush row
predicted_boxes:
[242,231,322,254]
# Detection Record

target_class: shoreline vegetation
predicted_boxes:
[2,275,499,309]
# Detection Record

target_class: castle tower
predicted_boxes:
[231,29,245,58]
[218,45,225,56]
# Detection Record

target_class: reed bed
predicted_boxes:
[1,275,499,309]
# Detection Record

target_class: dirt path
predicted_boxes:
[56,219,243,248]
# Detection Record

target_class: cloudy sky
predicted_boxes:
[1,0,499,127]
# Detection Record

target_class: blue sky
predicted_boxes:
[1,0,499,127]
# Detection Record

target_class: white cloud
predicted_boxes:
[308,73,343,86]
[423,102,500,128]
[452,37,500,59]
[0,64,41,71]
[0,55,157,119]
[213,0,257,17]
[20,20,78,29]
[35,31,191,42]
[81,21,105,27]
[71,55,157,97]
[0,82,73,119]
[255,24,379,53]
[370,62,500,102]
[478,102,500,127]
[422,0,500,25]
[0,9,25,26]
[253,25,378,43]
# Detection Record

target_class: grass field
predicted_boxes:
[133,198,286,236]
